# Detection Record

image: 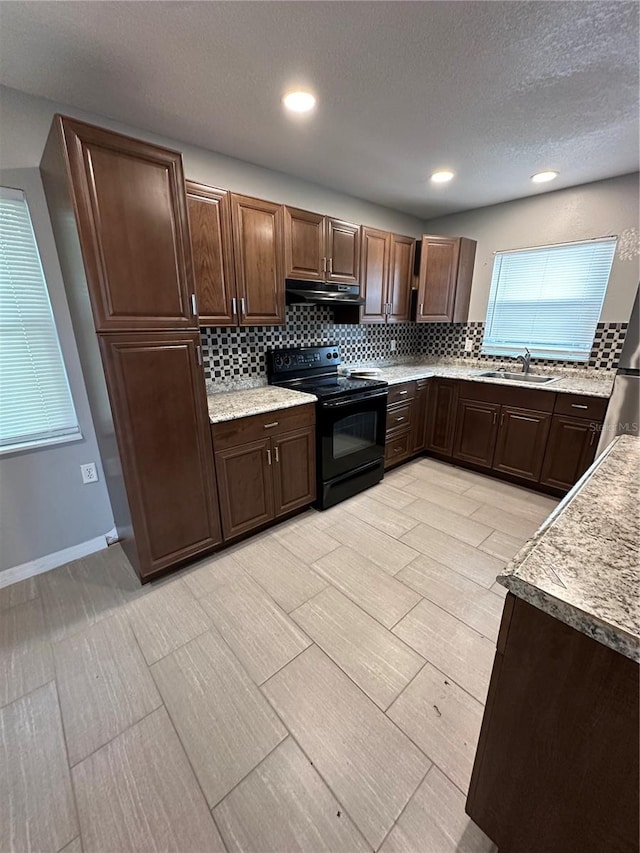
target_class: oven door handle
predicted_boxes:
[322,390,388,409]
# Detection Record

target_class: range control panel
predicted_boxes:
[268,345,342,376]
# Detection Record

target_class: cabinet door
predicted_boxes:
[416,235,460,323]
[284,207,325,281]
[412,381,430,453]
[452,399,500,468]
[425,380,459,456]
[186,181,236,326]
[540,415,599,491]
[215,438,274,539]
[59,117,196,331]
[388,234,415,323]
[100,332,222,579]
[326,218,360,284]
[360,227,390,323]
[493,407,552,481]
[231,194,285,326]
[273,427,316,516]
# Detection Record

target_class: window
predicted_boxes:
[482,238,617,361]
[0,187,80,452]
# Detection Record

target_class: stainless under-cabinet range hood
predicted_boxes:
[285,279,365,306]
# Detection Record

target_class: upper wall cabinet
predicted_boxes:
[230,194,285,326]
[415,235,477,323]
[52,116,197,332]
[284,207,361,285]
[186,181,236,326]
[360,228,414,324]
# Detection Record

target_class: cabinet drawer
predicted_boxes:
[211,403,315,449]
[388,381,416,405]
[554,393,608,421]
[385,430,412,466]
[386,401,413,434]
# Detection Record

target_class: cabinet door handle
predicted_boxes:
[322,257,327,274]
[240,297,246,316]
[500,412,505,426]
[492,411,497,425]
[190,293,198,316]
[263,421,279,429]
[419,302,424,315]
[196,345,203,366]
[266,448,272,465]
[571,404,588,410]
[231,297,237,319]
[328,257,333,275]
[274,445,279,463]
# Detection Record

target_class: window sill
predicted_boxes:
[0,431,84,457]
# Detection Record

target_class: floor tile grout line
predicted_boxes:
[0,675,58,712]
[208,733,287,811]
[387,595,425,632]
[391,585,500,643]
[51,676,83,850]
[374,762,435,851]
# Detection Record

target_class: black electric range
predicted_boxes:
[267,345,388,508]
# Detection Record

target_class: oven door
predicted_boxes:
[318,389,388,481]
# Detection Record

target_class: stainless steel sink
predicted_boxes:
[477,371,559,384]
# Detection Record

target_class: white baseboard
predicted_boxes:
[0,527,118,590]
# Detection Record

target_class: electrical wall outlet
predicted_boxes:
[390,339,397,353]
[464,337,474,353]
[80,462,99,484]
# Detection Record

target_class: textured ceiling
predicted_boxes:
[0,1,638,218]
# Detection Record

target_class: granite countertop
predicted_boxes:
[497,434,640,662]
[207,385,317,424]
[347,359,614,398]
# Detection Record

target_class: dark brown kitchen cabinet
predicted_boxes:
[416,235,476,323]
[540,415,599,491]
[211,405,316,540]
[453,399,500,468]
[425,379,459,456]
[412,379,430,453]
[231,193,285,325]
[186,181,236,326]
[326,218,360,283]
[215,438,275,540]
[284,207,360,285]
[360,227,390,322]
[359,229,415,324]
[100,332,222,578]
[46,116,197,332]
[493,406,552,481]
[284,207,325,281]
[273,427,316,516]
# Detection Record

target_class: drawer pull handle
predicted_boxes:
[263,421,279,429]
[394,446,402,453]
[396,416,405,422]
[571,404,588,409]
[398,390,408,395]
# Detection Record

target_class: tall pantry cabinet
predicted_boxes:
[40,116,222,581]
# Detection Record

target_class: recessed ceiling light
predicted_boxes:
[430,170,455,183]
[282,91,316,113]
[531,170,559,183]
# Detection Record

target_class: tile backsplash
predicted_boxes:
[200,305,628,384]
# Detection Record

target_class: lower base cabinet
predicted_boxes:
[452,399,500,468]
[212,405,316,541]
[540,414,599,490]
[100,332,223,579]
[492,406,552,482]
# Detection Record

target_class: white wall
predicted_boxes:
[0,86,425,236]
[0,167,115,573]
[422,173,640,322]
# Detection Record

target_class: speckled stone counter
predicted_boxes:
[347,359,614,398]
[207,386,317,424]
[497,434,640,662]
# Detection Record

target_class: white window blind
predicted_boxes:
[0,187,80,451]
[482,238,617,361]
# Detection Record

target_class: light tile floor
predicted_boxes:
[1,457,559,853]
